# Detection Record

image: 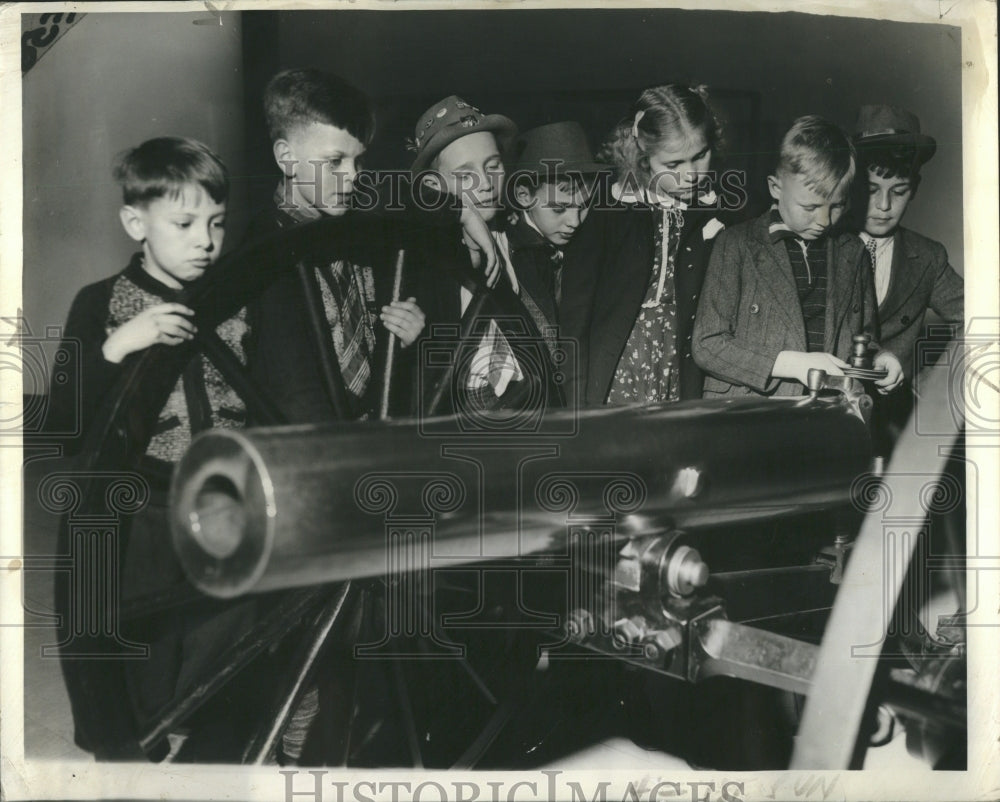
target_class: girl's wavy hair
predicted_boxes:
[599,84,724,191]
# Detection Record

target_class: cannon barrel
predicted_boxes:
[170,391,872,598]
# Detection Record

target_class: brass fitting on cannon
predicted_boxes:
[614,533,710,602]
[850,333,874,369]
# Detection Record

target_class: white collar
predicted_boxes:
[611,181,717,210]
[522,212,547,241]
[859,231,894,249]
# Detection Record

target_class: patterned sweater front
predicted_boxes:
[51,253,249,462]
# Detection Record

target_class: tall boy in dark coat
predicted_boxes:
[245,71,498,422]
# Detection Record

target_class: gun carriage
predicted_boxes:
[53,215,966,770]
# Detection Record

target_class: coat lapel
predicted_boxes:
[605,207,655,338]
[746,218,803,335]
[824,235,860,353]
[878,229,927,319]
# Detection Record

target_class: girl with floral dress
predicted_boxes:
[560,84,731,406]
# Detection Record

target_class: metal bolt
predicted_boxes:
[807,368,826,396]
[675,467,703,499]
[642,627,683,663]
[566,608,594,644]
[612,616,645,650]
[664,545,710,597]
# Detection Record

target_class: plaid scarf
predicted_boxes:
[272,183,376,401]
[316,260,376,399]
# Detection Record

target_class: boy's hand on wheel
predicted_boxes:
[380,298,426,348]
[102,303,196,363]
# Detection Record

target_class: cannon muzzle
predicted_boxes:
[170,390,872,598]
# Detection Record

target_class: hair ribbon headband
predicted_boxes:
[632,110,645,140]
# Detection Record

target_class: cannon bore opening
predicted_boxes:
[190,473,246,560]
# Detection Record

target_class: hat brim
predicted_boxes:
[410,114,519,172]
[854,132,937,164]
[508,160,613,178]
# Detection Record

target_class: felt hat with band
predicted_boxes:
[409,95,517,172]
[853,104,937,164]
[507,121,610,178]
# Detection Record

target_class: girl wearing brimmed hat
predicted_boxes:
[560,84,731,407]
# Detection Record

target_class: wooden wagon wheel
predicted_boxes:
[53,216,562,767]
[792,342,967,769]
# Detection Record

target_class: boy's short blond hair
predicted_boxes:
[776,115,856,198]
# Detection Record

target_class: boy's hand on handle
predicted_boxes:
[380,298,426,348]
[873,351,904,395]
[772,350,848,386]
[460,206,500,288]
[101,303,196,363]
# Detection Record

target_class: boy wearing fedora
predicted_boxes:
[504,121,609,339]
[852,104,964,440]
[853,104,964,376]
[409,96,561,413]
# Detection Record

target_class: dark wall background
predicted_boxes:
[22,6,963,391]
[242,7,963,272]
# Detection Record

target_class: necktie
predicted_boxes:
[865,237,878,273]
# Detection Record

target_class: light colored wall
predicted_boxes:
[22,11,246,341]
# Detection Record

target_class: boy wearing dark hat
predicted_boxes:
[853,104,964,377]
[503,121,608,339]
[852,104,964,439]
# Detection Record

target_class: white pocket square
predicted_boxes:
[703,218,725,240]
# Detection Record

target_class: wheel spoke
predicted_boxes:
[198,329,286,425]
[139,588,329,754]
[242,581,353,764]
[456,654,498,705]
[392,661,424,768]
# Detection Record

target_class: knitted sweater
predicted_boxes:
[50,253,249,461]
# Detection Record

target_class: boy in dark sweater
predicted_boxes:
[52,136,238,460]
[50,137,259,757]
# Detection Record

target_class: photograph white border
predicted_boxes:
[2,1,997,800]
